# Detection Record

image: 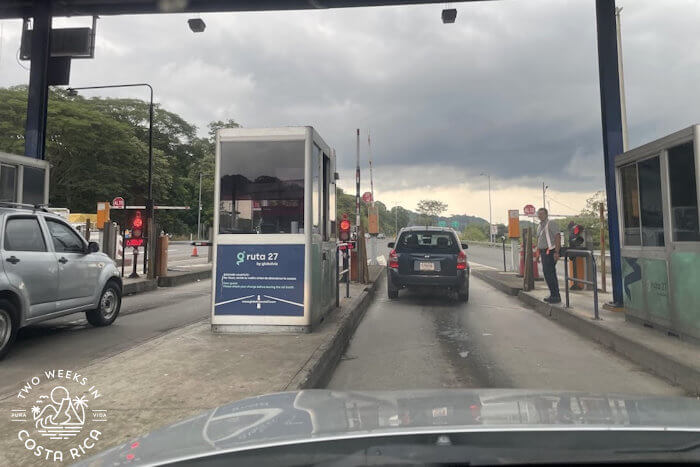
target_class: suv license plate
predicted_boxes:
[419,261,435,271]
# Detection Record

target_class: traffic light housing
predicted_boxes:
[339,214,351,242]
[569,223,585,248]
[126,210,145,247]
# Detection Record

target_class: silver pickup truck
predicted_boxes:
[0,206,122,359]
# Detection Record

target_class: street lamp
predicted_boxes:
[67,83,154,272]
[480,172,492,243]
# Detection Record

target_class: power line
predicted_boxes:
[547,196,579,213]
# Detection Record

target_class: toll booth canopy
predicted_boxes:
[0,151,50,205]
[212,127,337,333]
[616,125,700,340]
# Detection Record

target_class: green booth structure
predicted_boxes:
[616,125,700,341]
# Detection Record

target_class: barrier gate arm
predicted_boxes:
[563,248,599,320]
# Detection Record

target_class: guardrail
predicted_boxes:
[563,248,599,320]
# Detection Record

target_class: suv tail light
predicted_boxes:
[389,249,399,269]
[457,250,467,270]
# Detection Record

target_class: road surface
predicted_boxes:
[119,242,210,275]
[328,271,681,396]
[0,279,211,397]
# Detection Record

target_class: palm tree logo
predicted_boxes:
[33,386,87,439]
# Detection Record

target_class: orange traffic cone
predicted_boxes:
[191,245,199,257]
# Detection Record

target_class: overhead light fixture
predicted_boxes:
[442,8,457,24]
[188,18,206,33]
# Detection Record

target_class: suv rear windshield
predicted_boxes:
[396,230,459,253]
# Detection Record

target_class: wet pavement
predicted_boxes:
[327,272,683,396]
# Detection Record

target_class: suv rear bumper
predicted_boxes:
[388,268,469,289]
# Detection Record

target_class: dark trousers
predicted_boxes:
[540,249,560,298]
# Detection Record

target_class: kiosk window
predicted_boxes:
[312,144,320,235]
[0,165,17,202]
[668,142,700,242]
[22,167,45,205]
[638,156,664,247]
[219,140,305,234]
[328,162,336,240]
[323,154,330,241]
[620,164,641,246]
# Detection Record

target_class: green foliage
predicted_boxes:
[0,86,242,235]
[557,191,609,250]
[416,199,448,226]
[461,223,488,241]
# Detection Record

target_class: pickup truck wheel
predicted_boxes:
[0,300,18,360]
[86,282,122,327]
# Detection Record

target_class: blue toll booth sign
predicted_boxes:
[214,244,305,316]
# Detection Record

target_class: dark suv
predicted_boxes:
[386,226,469,301]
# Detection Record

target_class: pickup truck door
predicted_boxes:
[43,217,100,308]
[1,215,59,317]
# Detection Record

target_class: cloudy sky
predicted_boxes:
[1,0,699,223]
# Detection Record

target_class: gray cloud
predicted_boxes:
[1,0,699,197]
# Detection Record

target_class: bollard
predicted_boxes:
[156,234,169,277]
[129,247,139,278]
[501,236,506,272]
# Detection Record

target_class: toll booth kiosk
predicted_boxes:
[616,125,700,341]
[211,127,338,333]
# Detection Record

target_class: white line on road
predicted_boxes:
[469,261,497,270]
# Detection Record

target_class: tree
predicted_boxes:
[416,199,447,226]
[0,86,238,236]
[581,190,607,217]
[461,223,488,241]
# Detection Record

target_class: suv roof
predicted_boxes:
[0,205,63,219]
[399,226,456,233]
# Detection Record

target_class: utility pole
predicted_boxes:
[395,206,399,235]
[368,131,374,204]
[615,6,629,151]
[542,182,547,209]
[355,129,361,232]
[197,172,202,240]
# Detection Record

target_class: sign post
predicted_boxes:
[508,209,521,272]
[523,204,536,217]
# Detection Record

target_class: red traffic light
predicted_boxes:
[339,215,351,242]
[131,211,144,239]
[133,211,143,229]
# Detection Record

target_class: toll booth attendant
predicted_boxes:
[537,207,561,304]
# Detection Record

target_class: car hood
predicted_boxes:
[80,389,700,466]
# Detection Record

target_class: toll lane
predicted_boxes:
[327,272,681,396]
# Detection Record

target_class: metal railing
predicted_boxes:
[337,243,352,304]
[563,248,599,320]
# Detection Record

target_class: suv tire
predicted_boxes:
[458,276,469,303]
[86,281,122,327]
[0,299,18,360]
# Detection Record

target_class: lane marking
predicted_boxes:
[468,261,497,270]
